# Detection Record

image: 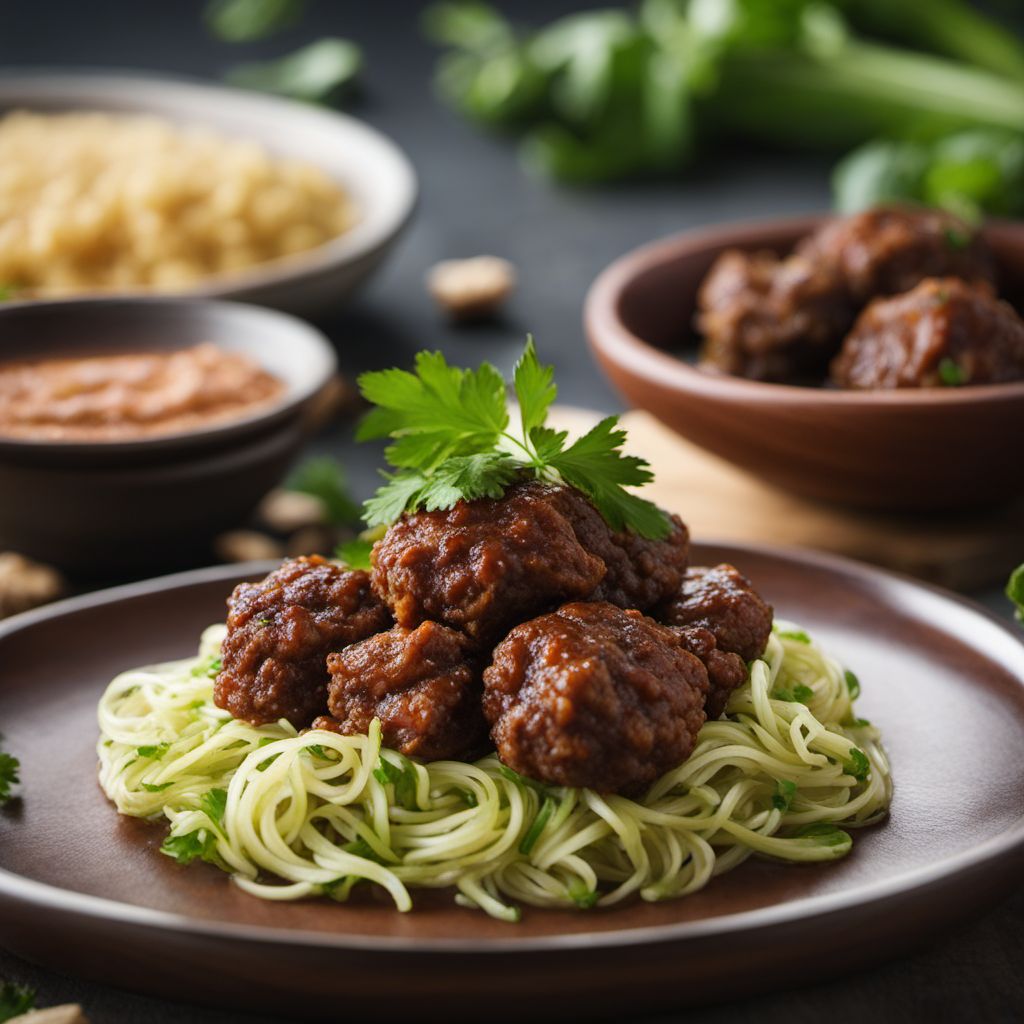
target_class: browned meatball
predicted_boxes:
[547,486,689,611]
[483,602,708,795]
[371,481,607,647]
[831,277,1024,389]
[795,205,994,303]
[215,556,390,728]
[698,249,854,381]
[321,621,488,761]
[673,626,747,720]
[658,564,773,663]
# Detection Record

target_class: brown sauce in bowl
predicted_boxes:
[0,343,285,441]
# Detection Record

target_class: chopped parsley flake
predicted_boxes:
[938,357,966,386]
[844,670,861,700]
[142,782,174,793]
[0,752,20,807]
[136,743,170,760]
[777,628,811,644]
[772,780,797,811]
[844,748,871,782]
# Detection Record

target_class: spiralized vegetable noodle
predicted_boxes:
[98,621,891,922]
[0,111,356,297]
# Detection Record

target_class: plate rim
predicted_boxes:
[2,546,1023,954]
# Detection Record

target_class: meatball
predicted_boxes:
[215,556,390,728]
[321,621,488,761]
[795,205,994,303]
[697,248,854,381]
[483,602,709,795]
[673,626,747,720]
[831,277,1024,389]
[547,485,689,611]
[371,481,606,647]
[658,564,773,663]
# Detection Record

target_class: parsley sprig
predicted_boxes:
[356,339,669,538]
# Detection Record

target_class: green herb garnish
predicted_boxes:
[136,743,170,760]
[777,628,811,644]
[357,339,669,538]
[161,830,219,866]
[1007,563,1024,622]
[844,670,861,700]
[142,782,174,793]
[200,788,229,826]
[793,822,851,848]
[772,779,797,812]
[774,684,814,704]
[334,537,374,571]
[938,357,966,386]
[566,878,599,909]
[205,0,302,42]
[844,748,871,782]
[0,752,20,807]
[191,656,222,679]
[227,38,363,104]
[288,456,362,528]
[0,980,36,1022]
[374,755,420,811]
[340,838,388,864]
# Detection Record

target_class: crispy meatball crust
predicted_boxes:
[371,481,607,646]
[830,277,1024,389]
[697,249,855,381]
[673,626,747,720]
[795,205,995,302]
[658,564,773,663]
[215,556,390,728]
[322,621,488,761]
[547,486,689,611]
[483,602,709,795]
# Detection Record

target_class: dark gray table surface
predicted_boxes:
[2,1,1023,1020]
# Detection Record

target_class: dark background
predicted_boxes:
[1,2,1022,1021]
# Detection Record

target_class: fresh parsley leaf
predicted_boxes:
[341,838,388,864]
[519,795,556,855]
[205,0,302,41]
[0,752,19,806]
[191,656,222,679]
[513,335,557,437]
[161,830,219,866]
[363,472,430,529]
[844,670,861,700]
[227,38,363,105]
[844,748,871,782]
[793,823,851,848]
[497,762,549,795]
[136,743,170,760]
[777,628,811,644]
[200,788,229,827]
[0,979,36,1021]
[288,457,361,527]
[142,782,174,793]
[335,537,374,571]
[566,878,599,909]
[772,779,797,812]
[1007,563,1024,622]
[457,787,479,808]
[374,755,420,811]
[938,357,966,386]
[545,417,668,538]
[416,452,520,510]
[773,684,813,704]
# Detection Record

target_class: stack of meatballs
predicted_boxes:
[214,481,772,796]
[698,205,1024,387]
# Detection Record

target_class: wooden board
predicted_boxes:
[549,407,1024,591]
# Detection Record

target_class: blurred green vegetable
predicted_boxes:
[226,38,362,103]
[833,130,1024,219]
[287,456,362,527]
[1008,563,1024,623]
[425,0,1024,184]
[205,0,304,42]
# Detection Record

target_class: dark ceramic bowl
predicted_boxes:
[0,298,336,575]
[584,215,1024,512]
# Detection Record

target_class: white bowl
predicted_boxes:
[0,70,418,315]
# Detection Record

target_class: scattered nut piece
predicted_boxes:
[285,526,336,558]
[427,256,516,321]
[258,488,329,533]
[214,530,284,564]
[9,1005,90,1024]
[0,552,66,619]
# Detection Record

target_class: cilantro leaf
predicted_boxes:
[773,684,813,704]
[793,823,851,848]
[161,830,218,866]
[1006,563,1024,622]
[777,628,811,644]
[514,335,557,437]
[0,752,19,806]
[0,980,36,1022]
[844,670,861,700]
[844,748,871,782]
[416,452,520,510]
[363,472,430,529]
[200,788,229,827]
[335,537,374,571]
[142,782,174,793]
[191,655,222,679]
[137,743,170,760]
[374,755,420,811]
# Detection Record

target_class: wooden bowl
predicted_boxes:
[584,215,1024,511]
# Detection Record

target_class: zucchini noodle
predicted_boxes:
[97,620,891,922]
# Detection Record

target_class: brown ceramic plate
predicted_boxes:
[1,546,1023,1020]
